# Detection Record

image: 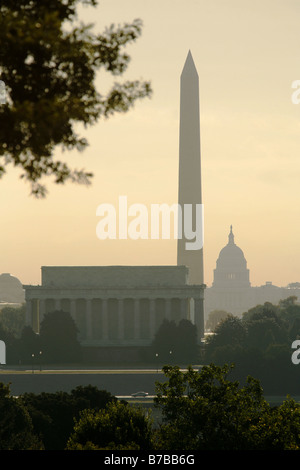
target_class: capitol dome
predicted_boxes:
[0,273,25,303]
[212,226,250,288]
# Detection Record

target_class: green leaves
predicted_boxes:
[0,1,152,196]
[153,364,292,450]
[67,401,153,450]
[0,381,43,449]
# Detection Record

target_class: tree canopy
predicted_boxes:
[0,382,42,449]
[66,401,153,450]
[203,299,300,394]
[0,304,26,338]
[151,319,198,364]
[39,310,82,363]
[153,363,300,450]
[206,309,231,332]
[2,363,300,450]
[0,0,152,196]
[21,384,117,450]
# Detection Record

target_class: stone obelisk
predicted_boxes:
[177,50,204,286]
[177,51,204,340]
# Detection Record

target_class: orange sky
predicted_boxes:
[1,0,300,288]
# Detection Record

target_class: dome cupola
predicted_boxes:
[212,226,250,288]
[0,273,25,303]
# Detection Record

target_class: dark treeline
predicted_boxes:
[3,364,300,450]
[2,297,300,395]
[204,296,300,395]
[0,308,199,366]
[0,307,82,365]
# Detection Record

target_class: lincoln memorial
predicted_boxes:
[23,266,205,347]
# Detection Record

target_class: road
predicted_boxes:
[0,368,167,396]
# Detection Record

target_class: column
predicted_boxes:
[189,298,194,323]
[180,298,187,319]
[25,300,32,326]
[39,299,46,324]
[165,299,171,321]
[134,299,140,340]
[31,299,39,333]
[118,299,124,342]
[55,299,61,311]
[86,299,92,341]
[102,299,108,341]
[150,299,156,338]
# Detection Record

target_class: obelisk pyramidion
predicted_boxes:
[177,51,204,287]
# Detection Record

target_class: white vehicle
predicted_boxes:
[131,391,149,397]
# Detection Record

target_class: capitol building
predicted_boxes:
[204,226,300,320]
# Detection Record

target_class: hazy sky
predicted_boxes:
[1,0,300,288]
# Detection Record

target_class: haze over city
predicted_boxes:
[1,0,300,289]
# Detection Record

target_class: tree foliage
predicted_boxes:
[0,382,42,449]
[151,319,198,364]
[0,304,26,338]
[3,364,300,450]
[0,0,152,196]
[204,299,300,394]
[153,363,300,450]
[15,324,41,363]
[205,309,231,331]
[20,385,117,450]
[39,310,81,363]
[67,401,153,450]
[205,302,292,361]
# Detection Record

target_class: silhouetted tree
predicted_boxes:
[0,382,42,449]
[11,325,41,365]
[205,315,247,363]
[0,304,26,337]
[151,319,198,364]
[20,385,117,450]
[67,401,153,450]
[70,385,117,410]
[279,296,298,309]
[0,0,152,196]
[203,301,300,394]
[277,297,300,336]
[153,363,300,450]
[175,319,198,363]
[39,310,81,363]
[151,319,177,363]
[206,309,231,331]
[289,317,300,341]
[244,316,288,351]
[242,301,280,323]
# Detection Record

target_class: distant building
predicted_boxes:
[205,226,300,320]
[0,273,24,305]
[23,266,205,346]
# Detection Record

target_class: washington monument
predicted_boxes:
[177,51,204,286]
